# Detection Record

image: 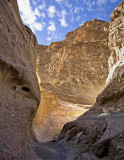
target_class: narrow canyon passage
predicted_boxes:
[33,18,110,144]
[32,77,91,159]
[1,0,124,159]
[33,141,75,160]
[33,87,91,143]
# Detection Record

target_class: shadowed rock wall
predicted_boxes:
[0,0,40,159]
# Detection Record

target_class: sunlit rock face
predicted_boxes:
[58,2,124,160]
[33,90,90,143]
[37,19,110,105]
[34,66,90,143]
[34,19,109,143]
[0,0,40,159]
[106,2,124,85]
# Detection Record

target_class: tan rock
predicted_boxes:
[33,90,89,143]
[0,0,40,159]
[107,1,124,84]
[37,19,110,105]
[34,19,109,143]
[59,2,124,160]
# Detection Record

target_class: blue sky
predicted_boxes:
[17,0,123,45]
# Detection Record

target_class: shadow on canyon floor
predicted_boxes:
[34,141,75,160]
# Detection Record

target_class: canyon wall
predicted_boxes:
[1,0,123,159]
[58,2,124,160]
[106,1,124,85]
[34,19,110,143]
[0,0,40,159]
[37,20,110,105]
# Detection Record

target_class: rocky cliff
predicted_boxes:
[35,19,110,144]
[58,2,124,160]
[37,20,110,105]
[0,0,40,159]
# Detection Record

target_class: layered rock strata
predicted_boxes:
[0,0,40,159]
[58,2,124,160]
[37,20,110,105]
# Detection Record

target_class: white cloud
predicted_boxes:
[97,0,107,6]
[46,32,62,43]
[47,6,56,18]
[74,7,84,14]
[83,0,96,6]
[53,32,62,39]
[81,20,85,25]
[17,0,45,32]
[32,1,37,6]
[82,0,96,12]
[76,16,81,21]
[85,0,96,11]
[56,0,64,2]
[62,10,67,17]
[41,12,46,18]
[60,18,68,27]
[32,22,45,31]
[56,0,72,8]
[47,21,56,34]
[38,0,46,10]
[47,37,52,41]
[64,1,72,8]
[34,8,41,17]
[59,10,68,27]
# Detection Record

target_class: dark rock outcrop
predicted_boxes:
[58,2,124,160]
[37,20,110,105]
[0,0,40,159]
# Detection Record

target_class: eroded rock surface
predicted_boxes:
[107,1,124,85]
[0,0,40,159]
[58,2,124,160]
[34,19,110,144]
[37,19,110,105]
[33,90,90,143]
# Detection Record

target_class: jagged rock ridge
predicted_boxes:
[37,19,110,105]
